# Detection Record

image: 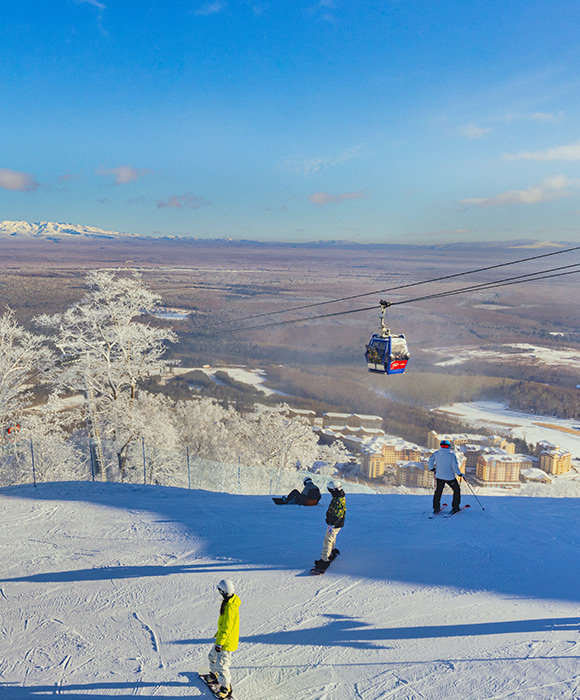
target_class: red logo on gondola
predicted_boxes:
[390,360,408,370]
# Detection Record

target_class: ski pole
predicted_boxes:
[462,476,485,510]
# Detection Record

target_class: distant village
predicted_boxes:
[288,409,576,489]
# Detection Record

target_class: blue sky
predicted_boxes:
[1,0,580,243]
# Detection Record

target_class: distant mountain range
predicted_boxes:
[0,220,136,240]
[0,220,572,251]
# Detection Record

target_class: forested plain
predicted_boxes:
[2,236,579,447]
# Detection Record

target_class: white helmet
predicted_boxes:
[327,479,343,491]
[217,579,235,596]
[303,476,313,485]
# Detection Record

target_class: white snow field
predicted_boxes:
[2,482,580,699]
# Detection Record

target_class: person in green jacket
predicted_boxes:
[208,578,241,698]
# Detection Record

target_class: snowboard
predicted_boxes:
[272,497,289,504]
[310,548,340,575]
[199,671,234,698]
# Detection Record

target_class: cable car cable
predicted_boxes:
[198,243,580,329]
[193,263,580,337]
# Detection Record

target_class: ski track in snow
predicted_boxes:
[2,482,580,698]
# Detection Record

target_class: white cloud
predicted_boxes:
[459,123,492,139]
[309,191,369,206]
[460,175,580,208]
[503,140,580,162]
[96,165,150,185]
[194,1,227,15]
[0,168,39,192]
[503,111,564,124]
[74,0,105,9]
[284,146,362,175]
[156,193,212,209]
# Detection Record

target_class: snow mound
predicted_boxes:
[1,481,579,699]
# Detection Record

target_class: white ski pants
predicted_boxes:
[208,645,233,689]
[321,525,341,561]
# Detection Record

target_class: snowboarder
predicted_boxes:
[428,439,464,515]
[313,480,346,573]
[207,579,241,698]
[276,476,321,505]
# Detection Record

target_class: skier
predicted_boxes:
[428,439,463,515]
[313,480,346,573]
[280,476,321,505]
[207,579,241,698]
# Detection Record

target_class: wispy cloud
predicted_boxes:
[284,146,362,175]
[306,0,337,22]
[309,191,369,206]
[503,140,580,162]
[458,123,492,139]
[96,165,151,185]
[156,192,212,209]
[194,1,227,16]
[460,175,580,208]
[0,168,39,192]
[73,0,107,34]
[503,111,564,124]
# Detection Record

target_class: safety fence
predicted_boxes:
[0,435,376,496]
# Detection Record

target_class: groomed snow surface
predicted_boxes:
[2,483,580,699]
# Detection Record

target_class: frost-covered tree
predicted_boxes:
[15,398,88,484]
[0,308,53,431]
[237,404,319,471]
[177,400,320,471]
[36,271,176,478]
[176,397,245,464]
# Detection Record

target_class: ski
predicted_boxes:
[428,503,448,518]
[199,671,234,699]
[444,504,471,518]
[310,548,340,575]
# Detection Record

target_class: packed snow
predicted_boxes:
[2,481,580,699]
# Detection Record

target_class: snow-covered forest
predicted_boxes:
[0,272,348,490]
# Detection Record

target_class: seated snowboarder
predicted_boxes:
[313,480,346,572]
[280,476,321,506]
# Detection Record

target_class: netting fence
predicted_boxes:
[0,435,376,495]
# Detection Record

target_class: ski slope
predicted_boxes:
[1,482,580,699]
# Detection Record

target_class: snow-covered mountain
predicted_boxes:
[0,220,136,239]
[1,481,578,699]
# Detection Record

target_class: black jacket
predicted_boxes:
[326,490,346,528]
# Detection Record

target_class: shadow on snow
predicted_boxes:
[2,481,580,604]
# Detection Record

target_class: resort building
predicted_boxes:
[538,448,572,475]
[428,430,515,454]
[360,436,427,480]
[397,461,434,488]
[475,453,532,487]
[323,413,383,431]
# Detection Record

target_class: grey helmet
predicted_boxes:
[303,476,314,485]
[327,479,343,492]
[217,578,235,596]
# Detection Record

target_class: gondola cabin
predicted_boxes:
[365,333,410,374]
[365,300,410,375]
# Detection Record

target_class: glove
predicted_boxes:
[215,644,222,652]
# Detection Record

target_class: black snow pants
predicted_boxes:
[433,478,461,512]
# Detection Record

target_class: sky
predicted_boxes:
[1,0,580,244]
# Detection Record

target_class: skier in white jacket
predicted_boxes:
[428,439,463,514]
